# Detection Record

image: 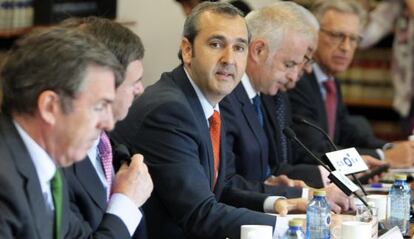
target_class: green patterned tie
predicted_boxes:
[51,168,63,239]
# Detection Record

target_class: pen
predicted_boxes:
[370,183,382,188]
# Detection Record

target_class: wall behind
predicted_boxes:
[117,0,184,87]
[117,0,276,86]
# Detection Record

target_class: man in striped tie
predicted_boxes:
[62,17,153,238]
[0,26,146,238]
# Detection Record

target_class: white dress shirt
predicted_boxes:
[87,137,142,235]
[14,121,56,210]
[14,121,141,236]
[185,70,289,238]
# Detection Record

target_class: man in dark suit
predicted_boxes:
[61,17,153,238]
[221,1,352,213]
[111,2,307,238]
[0,27,150,238]
[289,0,414,168]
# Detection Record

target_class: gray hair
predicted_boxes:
[61,16,145,70]
[311,0,366,26]
[178,1,249,61]
[1,27,123,115]
[246,1,319,54]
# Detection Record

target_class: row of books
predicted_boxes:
[337,48,394,107]
[0,0,34,32]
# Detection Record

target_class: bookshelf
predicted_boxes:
[337,35,402,141]
[0,0,117,46]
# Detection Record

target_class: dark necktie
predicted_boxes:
[323,79,337,139]
[274,93,288,163]
[51,169,63,239]
[252,94,264,127]
[97,132,113,197]
[209,111,221,189]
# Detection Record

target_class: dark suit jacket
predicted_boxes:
[63,153,147,239]
[111,66,277,239]
[221,83,324,188]
[0,114,131,239]
[288,71,386,165]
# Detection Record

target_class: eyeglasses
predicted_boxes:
[320,28,362,47]
[303,54,315,66]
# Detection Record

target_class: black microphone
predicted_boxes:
[292,116,337,151]
[113,144,131,172]
[284,127,370,208]
[283,127,331,172]
[292,116,368,196]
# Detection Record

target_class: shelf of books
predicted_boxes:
[0,0,34,37]
[337,48,394,109]
[337,47,403,140]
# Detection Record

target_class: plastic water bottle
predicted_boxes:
[388,174,411,235]
[283,219,305,239]
[306,190,331,239]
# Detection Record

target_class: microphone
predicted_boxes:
[283,127,331,172]
[292,116,337,151]
[292,116,369,196]
[284,127,370,208]
[113,144,131,171]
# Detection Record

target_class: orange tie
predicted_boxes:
[209,111,221,189]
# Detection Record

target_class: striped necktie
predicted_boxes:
[97,132,113,196]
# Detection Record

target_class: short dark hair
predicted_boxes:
[178,1,249,62]
[61,16,145,68]
[1,27,123,115]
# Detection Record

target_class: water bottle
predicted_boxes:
[283,219,305,239]
[388,174,411,235]
[306,190,331,239]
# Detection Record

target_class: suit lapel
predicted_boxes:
[262,94,282,165]
[0,115,51,239]
[73,158,107,210]
[234,84,268,175]
[308,72,329,132]
[172,66,216,188]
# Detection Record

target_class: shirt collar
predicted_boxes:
[13,121,56,187]
[87,136,101,162]
[184,67,219,121]
[241,73,258,102]
[313,63,331,86]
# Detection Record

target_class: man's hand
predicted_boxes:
[384,141,414,168]
[264,175,309,188]
[362,155,386,169]
[322,184,351,213]
[112,154,154,208]
[273,198,308,216]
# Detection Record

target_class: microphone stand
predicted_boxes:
[283,127,370,208]
[293,117,368,196]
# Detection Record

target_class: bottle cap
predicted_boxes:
[313,189,326,196]
[395,174,407,181]
[289,219,303,227]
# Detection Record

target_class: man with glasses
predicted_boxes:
[289,0,414,168]
[220,1,353,212]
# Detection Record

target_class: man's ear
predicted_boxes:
[249,39,268,63]
[181,37,193,66]
[37,90,61,125]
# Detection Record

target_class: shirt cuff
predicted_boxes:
[301,188,309,200]
[263,196,286,213]
[318,165,331,186]
[376,149,385,161]
[274,215,290,238]
[107,193,142,235]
